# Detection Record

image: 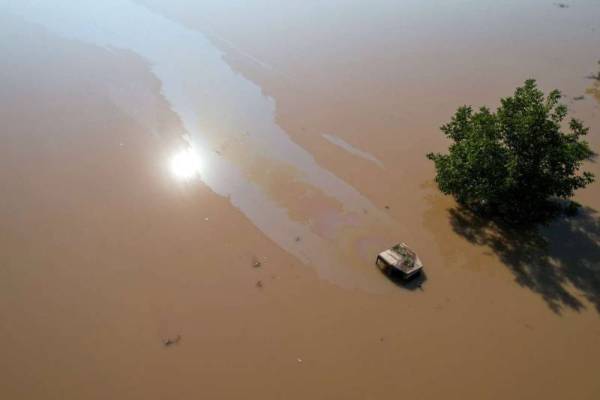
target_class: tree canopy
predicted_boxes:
[427,79,595,224]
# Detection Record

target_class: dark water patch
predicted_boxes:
[449,206,600,314]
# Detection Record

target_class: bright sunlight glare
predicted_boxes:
[170,148,203,181]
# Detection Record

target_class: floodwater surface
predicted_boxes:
[1,1,600,399]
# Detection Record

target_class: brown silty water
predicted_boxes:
[1,1,599,399]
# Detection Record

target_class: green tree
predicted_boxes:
[427,79,594,224]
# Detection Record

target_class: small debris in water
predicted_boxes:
[573,95,585,101]
[295,236,301,242]
[554,2,569,8]
[162,335,181,347]
[587,67,600,81]
[384,205,390,210]
[297,358,303,363]
[252,258,262,268]
[256,280,263,288]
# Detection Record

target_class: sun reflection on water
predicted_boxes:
[170,148,203,181]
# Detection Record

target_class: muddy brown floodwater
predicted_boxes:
[1,1,600,399]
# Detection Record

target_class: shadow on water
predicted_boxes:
[449,206,600,314]
[379,268,428,292]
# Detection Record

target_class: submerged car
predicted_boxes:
[376,243,423,280]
